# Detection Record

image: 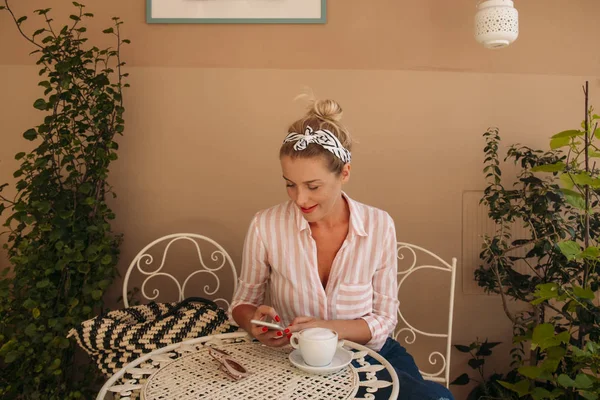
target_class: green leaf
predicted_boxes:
[69,298,79,309]
[579,246,600,260]
[531,162,566,172]
[454,344,472,353]
[532,323,554,349]
[449,373,470,386]
[23,298,37,309]
[35,201,51,214]
[590,177,600,188]
[58,210,74,219]
[555,331,570,345]
[103,27,114,34]
[581,391,598,400]
[552,129,583,139]
[32,308,40,319]
[4,351,18,363]
[78,182,93,194]
[101,254,112,265]
[468,358,484,369]
[15,152,26,160]
[540,357,560,373]
[550,136,571,149]
[572,172,595,186]
[588,149,600,158]
[530,387,554,400]
[532,282,559,305]
[60,76,71,89]
[557,241,580,260]
[36,279,50,289]
[91,290,103,300]
[518,365,542,379]
[24,323,37,337]
[573,285,595,300]
[557,374,593,389]
[561,189,586,209]
[77,263,90,274]
[499,380,530,396]
[98,279,111,289]
[16,16,27,24]
[546,346,566,359]
[476,341,501,356]
[33,98,46,110]
[23,128,37,140]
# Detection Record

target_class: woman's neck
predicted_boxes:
[310,194,350,230]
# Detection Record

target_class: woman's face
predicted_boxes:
[280,155,350,223]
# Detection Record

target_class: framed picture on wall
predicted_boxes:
[146,0,327,24]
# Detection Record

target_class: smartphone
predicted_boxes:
[250,319,284,330]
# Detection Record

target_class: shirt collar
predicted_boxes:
[293,191,368,238]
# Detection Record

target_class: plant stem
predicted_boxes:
[3,0,43,49]
[583,80,590,287]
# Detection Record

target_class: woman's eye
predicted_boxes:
[308,187,319,191]
[286,184,295,188]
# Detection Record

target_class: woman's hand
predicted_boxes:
[286,317,372,344]
[286,316,327,334]
[248,305,290,348]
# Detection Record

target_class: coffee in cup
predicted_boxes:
[290,328,344,367]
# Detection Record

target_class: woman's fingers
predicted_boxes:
[255,305,281,323]
[289,316,316,326]
[248,305,285,346]
[287,316,319,333]
[254,327,290,347]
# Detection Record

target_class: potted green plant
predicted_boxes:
[0,2,129,398]
[470,82,600,399]
[451,339,519,399]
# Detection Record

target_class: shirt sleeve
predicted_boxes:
[228,215,270,325]
[360,213,399,350]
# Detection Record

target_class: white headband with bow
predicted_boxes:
[283,126,351,164]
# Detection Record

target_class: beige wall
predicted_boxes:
[2,1,600,397]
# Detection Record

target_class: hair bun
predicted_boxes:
[310,99,343,122]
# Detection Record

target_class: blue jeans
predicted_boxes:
[364,338,455,400]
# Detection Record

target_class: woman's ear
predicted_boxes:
[341,163,351,184]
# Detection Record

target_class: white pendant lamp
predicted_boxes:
[475,0,519,49]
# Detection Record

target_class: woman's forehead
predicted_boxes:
[281,156,331,181]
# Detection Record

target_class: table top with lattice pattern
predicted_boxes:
[97,332,398,400]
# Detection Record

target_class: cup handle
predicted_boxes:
[290,333,300,349]
[337,340,345,349]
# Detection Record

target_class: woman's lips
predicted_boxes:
[301,205,317,214]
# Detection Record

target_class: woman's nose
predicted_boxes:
[296,188,308,206]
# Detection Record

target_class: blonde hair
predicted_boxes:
[280,97,352,175]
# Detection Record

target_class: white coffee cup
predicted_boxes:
[290,328,344,367]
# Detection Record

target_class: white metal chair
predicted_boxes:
[393,242,457,388]
[122,233,238,310]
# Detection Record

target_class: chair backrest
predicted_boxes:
[122,233,238,310]
[394,242,457,388]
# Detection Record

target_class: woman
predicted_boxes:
[229,98,454,400]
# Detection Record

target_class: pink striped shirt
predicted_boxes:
[229,193,399,351]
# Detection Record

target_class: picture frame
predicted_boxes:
[146,0,327,24]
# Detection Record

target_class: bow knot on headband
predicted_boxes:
[283,126,351,164]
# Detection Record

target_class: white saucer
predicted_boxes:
[289,348,353,375]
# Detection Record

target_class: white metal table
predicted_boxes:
[97,332,399,400]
